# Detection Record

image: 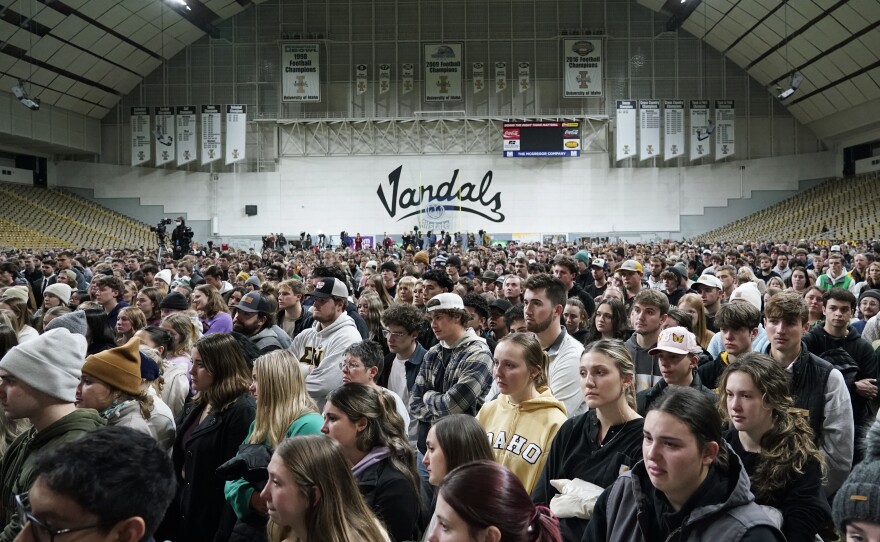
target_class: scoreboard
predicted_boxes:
[502,121,581,157]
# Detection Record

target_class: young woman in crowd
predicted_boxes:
[678,293,714,349]
[413,280,426,310]
[122,280,139,304]
[322,383,420,542]
[663,308,694,332]
[583,298,629,345]
[32,283,70,330]
[136,287,164,326]
[221,350,323,541]
[786,266,812,294]
[766,276,786,291]
[804,286,826,328]
[193,284,233,335]
[0,296,37,343]
[532,339,644,541]
[135,325,191,418]
[395,276,417,305]
[357,292,389,357]
[852,261,880,298]
[261,434,391,542]
[76,338,175,452]
[563,298,589,344]
[115,306,146,345]
[165,333,256,542]
[738,266,767,294]
[276,279,306,339]
[421,414,495,533]
[586,386,785,541]
[227,286,246,308]
[369,275,395,310]
[600,287,624,304]
[429,461,561,542]
[476,333,567,493]
[40,304,71,330]
[161,311,200,377]
[719,353,831,541]
[764,286,783,311]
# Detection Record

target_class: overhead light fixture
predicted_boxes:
[167,0,191,11]
[11,79,39,111]
[776,72,803,100]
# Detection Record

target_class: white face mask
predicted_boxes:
[175,221,182,226]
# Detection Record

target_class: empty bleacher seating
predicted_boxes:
[0,183,154,250]
[693,172,880,243]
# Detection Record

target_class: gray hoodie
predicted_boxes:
[290,312,362,409]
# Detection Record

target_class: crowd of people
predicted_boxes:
[0,236,879,541]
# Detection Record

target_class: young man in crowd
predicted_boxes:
[506,304,528,333]
[232,292,284,354]
[487,298,512,341]
[818,253,855,291]
[754,253,781,285]
[378,303,427,415]
[617,259,644,314]
[340,341,410,427]
[445,255,463,283]
[462,293,497,353]
[93,275,129,328]
[698,301,762,389]
[552,256,596,318]
[803,288,877,432]
[624,289,669,391]
[660,266,687,307]
[692,274,723,332]
[585,257,609,299]
[714,265,737,303]
[417,269,455,349]
[772,252,793,282]
[573,250,594,291]
[503,274,524,306]
[290,277,362,409]
[0,328,105,542]
[763,291,854,493]
[522,274,586,417]
[645,255,666,291]
[636,327,715,414]
[379,260,399,298]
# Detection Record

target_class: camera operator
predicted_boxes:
[171,216,193,259]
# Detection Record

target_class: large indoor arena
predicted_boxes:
[0,1,879,541]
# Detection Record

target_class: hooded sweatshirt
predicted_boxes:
[290,312,362,409]
[476,388,567,493]
[624,333,661,392]
[0,409,105,542]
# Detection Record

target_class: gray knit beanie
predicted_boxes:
[44,309,87,337]
[834,419,880,531]
[0,328,86,402]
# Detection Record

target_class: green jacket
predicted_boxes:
[0,408,105,542]
[223,412,324,520]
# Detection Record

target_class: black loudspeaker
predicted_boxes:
[245,205,258,216]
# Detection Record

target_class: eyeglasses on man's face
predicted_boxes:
[15,493,109,542]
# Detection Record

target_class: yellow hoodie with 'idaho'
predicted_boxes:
[476,387,568,493]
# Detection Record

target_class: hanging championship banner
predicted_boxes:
[154,107,175,166]
[225,105,246,165]
[401,63,414,95]
[689,100,710,162]
[176,106,197,166]
[615,100,637,162]
[200,105,222,166]
[638,100,660,161]
[563,39,604,97]
[355,64,368,95]
[495,62,507,93]
[473,62,485,93]
[130,107,150,166]
[663,100,685,161]
[715,100,735,160]
[518,62,530,93]
[424,44,462,102]
[379,64,391,94]
[281,43,320,102]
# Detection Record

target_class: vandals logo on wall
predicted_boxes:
[377,166,504,231]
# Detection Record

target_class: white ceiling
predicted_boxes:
[638,0,880,142]
[0,0,264,119]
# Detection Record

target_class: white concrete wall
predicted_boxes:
[0,166,33,185]
[52,150,836,237]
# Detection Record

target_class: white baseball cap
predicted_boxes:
[649,327,700,356]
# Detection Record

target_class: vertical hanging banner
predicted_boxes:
[355,64,368,95]
[715,100,735,160]
[495,62,507,93]
[563,39,604,97]
[378,64,391,94]
[689,100,710,162]
[200,105,222,166]
[175,106,197,166]
[130,107,151,166]
[638,99,660,161]
[401,63,414,95]
[281,43,321,102]
[615,100,637,162]
[473,62,485,93]
[225,105,246,165]
[154,107,175,166]
[518,62,530,93]
[663,100,685,161]
[424,44,463,102]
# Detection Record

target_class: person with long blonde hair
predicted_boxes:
[193,283,233,335]
[394,276,417,305]
[115,306,146,345]
[677,293,714,350]
[222,350,323,541]
[719,353,830,541]
[262,434,391,542]
[161,311,200,376]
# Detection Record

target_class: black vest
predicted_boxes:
[789,346,833,443]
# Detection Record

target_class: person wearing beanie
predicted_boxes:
[573,249,595,291]
[0,328,104,541]
[379,260,398,298]
[413,250,430,274]
[153,269,172,296]
[0,285,29,304]
[44,308,88,337]
[854,289,880,334]
[834,418,880,540]
[159,291,190,318]
[31,282,71,331]
[244,275,261,292]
